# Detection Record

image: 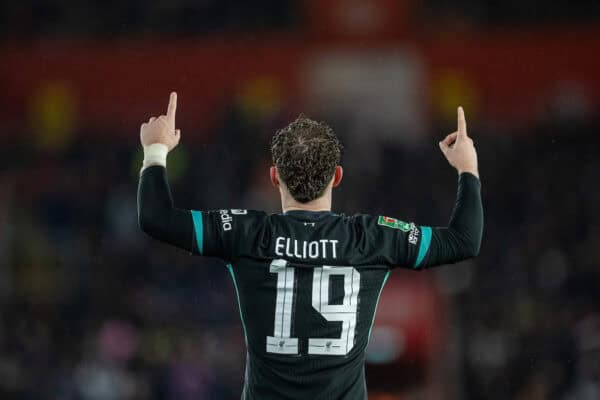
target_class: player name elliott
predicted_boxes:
[274,236,339,259]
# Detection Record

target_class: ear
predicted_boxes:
[332,166,343,188]
[270,166,280,188]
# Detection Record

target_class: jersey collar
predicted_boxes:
[282,210,335,220]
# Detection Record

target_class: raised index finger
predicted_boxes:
[167,92,177,124]
[457,106,467,137]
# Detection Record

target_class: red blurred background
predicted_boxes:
[1,1,600,399]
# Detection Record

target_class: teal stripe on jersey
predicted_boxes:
[415,226,432,268]
[367,270,390,344]
[226,264,249,344]
[191,210,204,254]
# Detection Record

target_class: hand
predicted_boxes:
[439,107,479,178]
[140,92,181,151]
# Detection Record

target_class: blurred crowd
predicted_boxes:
[2,0,600,399]
[2,0,600,38]
[1,92,599,399]
[422,0,600,25]
[0,0,299,38]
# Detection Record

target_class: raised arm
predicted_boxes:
[420,106,483,268]
[137,92,196,252]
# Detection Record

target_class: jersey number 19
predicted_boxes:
[266,259,361,356]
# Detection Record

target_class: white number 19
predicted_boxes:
[266,259,360,356]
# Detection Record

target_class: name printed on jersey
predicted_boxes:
[274,237,339,260]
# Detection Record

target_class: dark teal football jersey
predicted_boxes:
[138,167,482,399]
[190,209,432,400]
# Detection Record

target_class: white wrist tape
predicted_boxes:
[142,143,168,168]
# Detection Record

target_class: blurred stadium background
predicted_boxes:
[2,1,600,399]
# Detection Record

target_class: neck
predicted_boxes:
[281,191,332,213]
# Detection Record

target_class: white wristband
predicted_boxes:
[142,143,168,169]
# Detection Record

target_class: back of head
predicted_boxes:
[271,116,343,203]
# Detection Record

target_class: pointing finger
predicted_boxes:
[167,92,177,124]
[457,106,467,138]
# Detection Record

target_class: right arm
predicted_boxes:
[138,165,196,252]
[136,92,197,252]
[135,92,239,258]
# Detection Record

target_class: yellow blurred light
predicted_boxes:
[29,82,78,153]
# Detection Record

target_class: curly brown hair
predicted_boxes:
[271,116,343,203]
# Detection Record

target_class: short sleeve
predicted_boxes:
[190,209,267,260]
[356,215,432,269]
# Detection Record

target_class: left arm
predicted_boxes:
[372,107,483,270]
[412,107,484,268]
[416,171,483,268]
